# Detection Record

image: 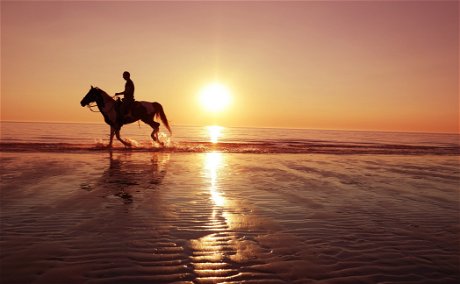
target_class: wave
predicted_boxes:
[1,141,459,155]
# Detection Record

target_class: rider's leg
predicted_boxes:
[116,100,123,125]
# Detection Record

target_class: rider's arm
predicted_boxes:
[115,83,130,96]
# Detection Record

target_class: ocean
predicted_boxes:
[0,121,459,155]
[1,121,460,283]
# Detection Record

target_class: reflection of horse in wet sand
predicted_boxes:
[99,151,170,203]
[80,86,171,147]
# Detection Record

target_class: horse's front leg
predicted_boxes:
[108,127,115,148]
[115,129,131,147]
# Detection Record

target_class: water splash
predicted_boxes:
[94,139,107,148]
[158,132,172,147]
[125,138,140,148]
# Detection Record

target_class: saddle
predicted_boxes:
[116,99,141,124]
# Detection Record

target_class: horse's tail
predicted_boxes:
[153,102,172,134]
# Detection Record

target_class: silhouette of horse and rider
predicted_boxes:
[80,71,171,147]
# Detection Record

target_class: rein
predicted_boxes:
[86,93,117,113]
[87,103,100,112]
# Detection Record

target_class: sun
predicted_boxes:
[199,83,231,112]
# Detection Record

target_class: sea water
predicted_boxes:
[0,121,458,155]
[1,121,459,283]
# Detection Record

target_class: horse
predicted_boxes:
[80,86,171,147]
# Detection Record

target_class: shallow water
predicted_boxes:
[1,121,459,155]
[1,122,459,283]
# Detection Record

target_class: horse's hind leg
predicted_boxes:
[142,119,161,145]
[151,122,161,144]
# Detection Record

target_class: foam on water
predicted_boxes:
[1,140,459,155]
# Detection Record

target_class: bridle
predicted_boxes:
[87,103,100,112]
[85,91,117,113]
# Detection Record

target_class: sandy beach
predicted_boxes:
[1,151,459,283]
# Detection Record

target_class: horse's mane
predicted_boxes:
[94,87,113,100]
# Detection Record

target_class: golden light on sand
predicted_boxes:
[205,152,225,207]
[207,125,223,143]
[199,83,231,112]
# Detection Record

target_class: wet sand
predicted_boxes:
[1,151,459,283]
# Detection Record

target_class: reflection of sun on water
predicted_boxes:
[211,187,225,207]
[207,125,223,144]
[190,151,240,280]
[205,152,225,206]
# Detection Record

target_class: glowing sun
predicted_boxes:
[199,83,231,112]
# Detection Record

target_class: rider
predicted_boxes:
[115,71,135,124]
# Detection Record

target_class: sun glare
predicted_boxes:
[199,83,231,112]
[207,125,222,143]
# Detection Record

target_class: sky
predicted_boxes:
[1,0,458,133]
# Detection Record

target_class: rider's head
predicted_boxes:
[123,71,130,80]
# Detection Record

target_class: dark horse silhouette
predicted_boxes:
[80,86,171,147]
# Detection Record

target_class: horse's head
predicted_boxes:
[80,86,100,107]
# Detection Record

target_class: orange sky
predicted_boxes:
[1,1,458,133]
